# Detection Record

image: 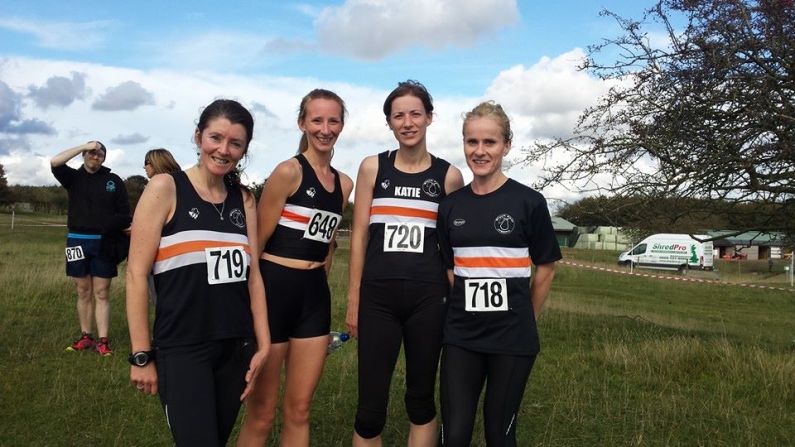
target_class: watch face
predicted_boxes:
[132,352,149,366]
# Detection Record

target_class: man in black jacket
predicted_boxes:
[51,141,131,356]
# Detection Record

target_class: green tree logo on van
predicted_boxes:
[689,244,698,263]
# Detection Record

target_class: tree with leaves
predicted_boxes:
[0,163,12,205]
[125,175,148,212]
[527,0,794,237]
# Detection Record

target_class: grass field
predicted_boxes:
[1,217,793,446]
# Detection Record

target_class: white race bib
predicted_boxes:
[303,209,341,243]
[205,246,247,284]
[383,223,424,253]
[464,278,508,312]
[65,246,85,262]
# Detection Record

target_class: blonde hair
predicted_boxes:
[297,89,347,153]
[462,101,513,143]
[145,148,181,175]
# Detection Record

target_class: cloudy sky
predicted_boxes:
[0,0,653,204]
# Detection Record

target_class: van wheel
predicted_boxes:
[678,265,687,275]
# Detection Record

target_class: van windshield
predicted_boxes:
[630,243,647,255]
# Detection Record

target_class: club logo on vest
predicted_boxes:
[453,218,466,227]
[105,181,116,192]
[381,179,390,190]
[188,208,200,219]
[229,208,246,228]
[306,187,316,198]
[494,213,515,234]
[422,179,441,198]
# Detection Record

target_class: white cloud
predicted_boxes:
[148,32,270,71]
[484,48,612,140]
[92,81,156,111]
[111,132,149,145]
[0,17,112,51]
[315,0,519,59]
[0,49,612,207]
[0,152,54,185]
[27,72,88,109]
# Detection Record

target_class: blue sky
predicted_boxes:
[0,0,655,202]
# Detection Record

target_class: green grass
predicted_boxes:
[1,229,793,445]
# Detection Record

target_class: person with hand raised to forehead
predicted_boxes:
[237,89,353,447]
[51,140,130,357]
[436,102,561,446]
[125,99,270,446]
[347,80,464,447]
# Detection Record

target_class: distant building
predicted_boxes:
[551,216,576,247]
[707,231,790,260]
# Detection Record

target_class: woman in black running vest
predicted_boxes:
[126,99,270,446]
[347,80,464,446]
[436,101,561,446]
[237,89,353,447]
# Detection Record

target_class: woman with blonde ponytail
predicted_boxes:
[237,89,353,446]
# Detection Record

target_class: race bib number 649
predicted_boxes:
[205,246,247,285]
[464,278,508,312]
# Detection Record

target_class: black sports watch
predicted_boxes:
[128,350,154,367]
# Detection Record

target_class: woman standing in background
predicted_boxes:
[143,148,180,179]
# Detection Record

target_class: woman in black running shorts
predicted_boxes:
[347,80,464,446]
[436,101,561,446]
[237,89,353,447]
[126,99,270,446]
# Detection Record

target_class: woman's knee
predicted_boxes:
[245,400,278,433]
[283,399,312,426]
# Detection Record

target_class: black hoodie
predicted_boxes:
[52,164,131,235]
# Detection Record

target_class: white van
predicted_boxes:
[618,233,714,272]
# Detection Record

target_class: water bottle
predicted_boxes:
[327,331,350,354]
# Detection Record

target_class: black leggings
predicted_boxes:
[439,345,536,447]
[156,338,254,446]
[354,279,448,439]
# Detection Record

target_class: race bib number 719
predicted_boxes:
[464,278,508,312]
[205,246,247,285]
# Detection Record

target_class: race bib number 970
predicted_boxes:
[205,246,247,285]
[303,209,341,244]
[383,223,424,253]
[464,278,508,312]
[65,246,85,262]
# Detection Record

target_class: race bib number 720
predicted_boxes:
[464,278,508,312]
[383,223,424,253]
[205,246,247,285]
[65,246,85,262]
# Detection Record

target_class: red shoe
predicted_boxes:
[95,337,113,356]
[66,333,95,352]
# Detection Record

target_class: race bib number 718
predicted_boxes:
[464,278,508,312]
[205,246,247,285]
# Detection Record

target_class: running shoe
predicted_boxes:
[95,337,113,356]
[66,333,95,352]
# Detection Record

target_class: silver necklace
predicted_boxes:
[211,200,225,220]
